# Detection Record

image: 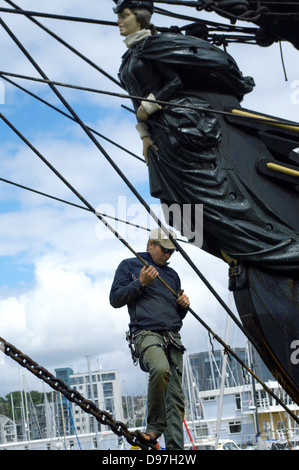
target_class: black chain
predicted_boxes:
[0,337,156,450]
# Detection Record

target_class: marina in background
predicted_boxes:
[0,344,298,450]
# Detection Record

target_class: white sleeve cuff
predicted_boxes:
[141,93,162,115]
[136,122,150,139]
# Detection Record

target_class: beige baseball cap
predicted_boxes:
[149,228,177,250]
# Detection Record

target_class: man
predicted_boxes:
[109,228,190,450]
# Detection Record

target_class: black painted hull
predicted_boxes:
[163,107,299,402]
[234,267,299,405]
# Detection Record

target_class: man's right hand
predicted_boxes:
[139,265,159,287]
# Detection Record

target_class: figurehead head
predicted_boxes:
[114,0,157,37]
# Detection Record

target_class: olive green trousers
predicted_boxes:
[133,330,185,450]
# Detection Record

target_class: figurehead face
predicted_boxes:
[117,8,142,37]
[114,1,154,37]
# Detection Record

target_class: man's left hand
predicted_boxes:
[176,290,190,309]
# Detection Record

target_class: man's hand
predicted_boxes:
[176,290,190,309]
[139,265,159,287]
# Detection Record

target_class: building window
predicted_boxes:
[101,373,116,381]
[202,396,215,402]
[235,393,241,410]
[103,382,113,397]
[70,376,84,385]
[229,421,241,434]
[195,424,209,439]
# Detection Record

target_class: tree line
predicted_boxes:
[0,391,56,421]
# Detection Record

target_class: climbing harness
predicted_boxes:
[126,330,139,367]
[128,330,186,374]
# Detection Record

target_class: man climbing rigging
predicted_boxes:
[110,228,190,450]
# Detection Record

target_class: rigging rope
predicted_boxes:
[1,70,299,129]
[2,0,122,88]
[1,3,299,437]
[0,75,143,163]
[152,0,299,16]
[1,0,297,48]
[0,6,118,26]
[1,0,288,48]
[0,177,157,236]
[154,5,257,31]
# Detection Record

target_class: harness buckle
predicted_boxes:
[126,330,138,366]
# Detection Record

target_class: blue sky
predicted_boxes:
[0,256,34,289]
[0,0,298,397]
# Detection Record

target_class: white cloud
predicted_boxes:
[0,255,129,387]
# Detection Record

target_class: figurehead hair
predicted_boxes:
[113,0,157,35]
[113,0,154,14]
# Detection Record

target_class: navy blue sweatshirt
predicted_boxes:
[109,252,188,332]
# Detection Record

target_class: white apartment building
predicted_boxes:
[56,367,124,435]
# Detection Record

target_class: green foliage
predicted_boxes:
[0,391,57,421]
[0,396,9,417]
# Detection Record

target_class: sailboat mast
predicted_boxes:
[214,293,232,449]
